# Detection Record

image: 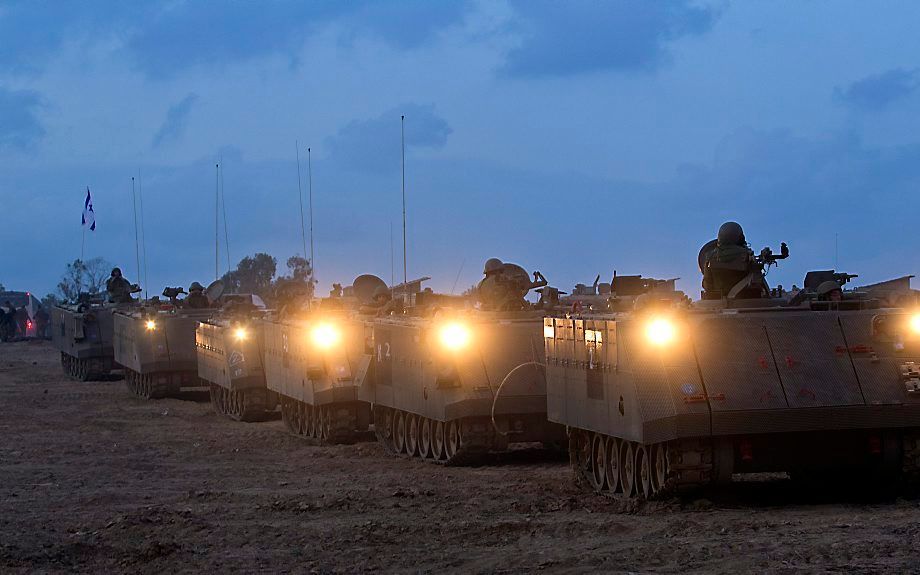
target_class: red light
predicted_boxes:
[26,320,33,329]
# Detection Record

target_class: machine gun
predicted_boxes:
[755,242,789,268]
[162,287,186,305]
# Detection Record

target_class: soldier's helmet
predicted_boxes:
[483,258,504,275]
[189,282,204,292]
[373,286,391,301]
[717,222,745,246]
[111,267,122,277]
[816,280,842,297]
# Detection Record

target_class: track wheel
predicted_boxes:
[446,420,461,460]
[304,404,315,437]
[281,397,293,431]
[588,433,606,492]
[322,406,333,440]
[418,418,432,458]
[405,414,419,457]
[637,445,653,499]
[432,420,446,460]
[651,443,668,495]
[620,441,636,497]
[605,437,620,493]
[393,411,407,454]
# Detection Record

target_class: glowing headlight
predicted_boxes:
[311,323,341,349]
[910,313,920,335]
[645,317,676,346]
[234,327,248,341]
[145,320,157,331]
[439,322,471,351]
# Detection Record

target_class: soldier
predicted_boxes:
[477,258,548,311]
[185,282,210,309]
[702,222,765,299]
[33,306,49,339]
[816,280,844,303]
[106,267,139,303]
[0,302,14,341]
[360,286,403,317]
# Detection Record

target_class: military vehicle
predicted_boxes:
[114,285,218,399]
[549,226,920,499]
[197,292,276,421]
[262,275,380,442]
[366,260,565,465]
[51,298,120,381]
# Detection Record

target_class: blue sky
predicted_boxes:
[3,0,920,298]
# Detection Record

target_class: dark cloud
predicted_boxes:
[835,68,920,111]
[503,0,718,77]
[324,104,452,173]
[0,87,45,150]
[0,1,470,78]
[152,93,198,148]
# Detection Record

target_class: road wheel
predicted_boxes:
[605,437,620,493]
[394,411,406,454]
[432,420,446,460]
[418,418,432,458]
[637,445,653,499]
[446,420,461,459]
[651,443,668,495]
[405,414,419,456]
[588,433,606,492]
[620,441,636,497]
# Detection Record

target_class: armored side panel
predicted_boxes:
[262,313,372,442]
[50,305,116,380]
[115,309,210,399]
[369,311,564,463]
[196,319,275,421]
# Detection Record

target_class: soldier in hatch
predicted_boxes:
[816,280,844,303]
[702,222,765,299]
[477,258,548,311]
[360,286,403,317]
[185,282,210,309]
[105,267,140,304]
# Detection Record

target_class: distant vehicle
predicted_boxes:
[0,291,42,338]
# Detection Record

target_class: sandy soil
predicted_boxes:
[2,340,920,574]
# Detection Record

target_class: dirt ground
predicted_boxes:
[2,341,920,574]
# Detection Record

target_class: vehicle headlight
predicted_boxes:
[645,317,676,346]
[439,322,471,351]
[311,323,341,349]
[234,327,248,341]
[910,313,920,335]
[145,320,157,331]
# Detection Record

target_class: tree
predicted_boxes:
[221,253,277,299]
[41,293,60,309]
[56,257,112,302]
[273,255,315,300]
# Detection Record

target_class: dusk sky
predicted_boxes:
[3,1,920,298]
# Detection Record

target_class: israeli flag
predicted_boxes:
[82,187,96,231]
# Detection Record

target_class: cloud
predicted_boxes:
[835,68,920,111]
[0,87,45,150]
[0,1,470,78]
[324,104,452,172]
[151,93,198,148]
[502,0,718,77]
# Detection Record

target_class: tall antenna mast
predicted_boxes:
[220,157,230,273]
[401,115,408,291]
[295,141,308,264]
[138,170,149,299]
[131,177,141,288]
[308,147,315,280]
[215,162,220,281]
[390,221,395,287]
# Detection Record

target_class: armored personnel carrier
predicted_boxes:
[197,292,276,421]
[114,285,216,399]
[262,275,379,442]
[366,260,565,465]
[548,224,920,499]
[51,297,120,381]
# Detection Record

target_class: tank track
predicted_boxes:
[568,428,713,500]
[60,352,111,382]
[280,396,369,444]
[209,384,274,422]
[901,430,920,488]
[124,369,179,400]
[373,406,521,466]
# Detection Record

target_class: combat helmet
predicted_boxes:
[484,258,504,275]
[189,282,205,292]
[373,285,391,301]
[717,222,745,246]
[816,280,842,297]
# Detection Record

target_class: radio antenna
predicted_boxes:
[215,162,220,281]
[295,141,308,264]
[221,156,230,273]
[308,146,315,280]
[401,115,408,293]
[138,169,149,300]
[131,176,141,290]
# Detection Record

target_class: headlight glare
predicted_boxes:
[645,317,676,346]
[311,323,341,349]
[910,313,920,335]
[439,322,471,351]
[234,327,248,341]
[145,320,157,331]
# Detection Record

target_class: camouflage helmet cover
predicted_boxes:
[816,280,842,296]
[717,222,745,246]
[483,258,504,274]
[189,282,205,292]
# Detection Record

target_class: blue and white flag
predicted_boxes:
[82,187,96,231]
